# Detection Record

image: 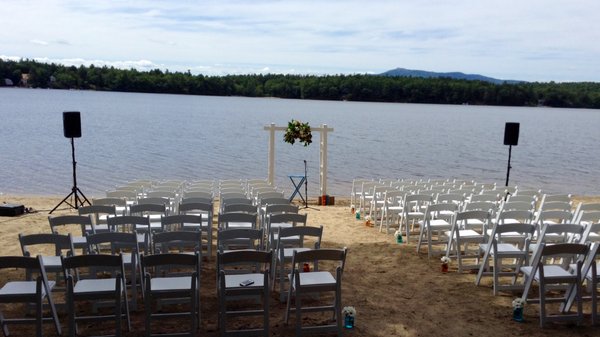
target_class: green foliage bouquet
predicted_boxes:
[284,119,312,146]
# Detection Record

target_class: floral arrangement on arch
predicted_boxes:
[284,119,312,147]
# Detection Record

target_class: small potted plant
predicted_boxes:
[394,230,403,244]
[440,256,450,273]
[342,306,356,329]
[512,298,525,322]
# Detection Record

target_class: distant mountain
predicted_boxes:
[380,67,523,84]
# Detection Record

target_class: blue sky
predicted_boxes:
[1,0,599,82]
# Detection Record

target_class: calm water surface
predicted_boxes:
[1,88,599,197]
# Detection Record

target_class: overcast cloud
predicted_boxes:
[1,0,598,82]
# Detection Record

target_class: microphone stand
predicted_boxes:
[302,160,319,211]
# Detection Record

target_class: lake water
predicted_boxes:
[1,88,599,198]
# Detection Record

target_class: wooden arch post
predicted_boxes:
[263,123,334,196]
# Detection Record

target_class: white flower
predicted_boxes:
[512,298,525,309]
[440,256,450,264]
[394,230,402,239]
[342,306,356,317]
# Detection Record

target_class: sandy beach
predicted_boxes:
[1,194,599,336]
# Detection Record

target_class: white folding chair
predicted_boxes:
[0,255,62,337]
[48,215,93,252]
[475,222,536,295]
[179,201,214,256]
[217,250,272,337]
[62,254,131,336]
[520,243,588,327]
[93,197,128,217]
[562,242,600,324]
[285,248,347,336]
[272,225,323,302]
[416,203,457,258]
[107,215,151,255]
[399,194,432,243]
[378,190,403,234]
[142,252,201,336]
[19,232,75,288]
[79,205,117,233]
[86,232,143,311]
[445,210,490,273]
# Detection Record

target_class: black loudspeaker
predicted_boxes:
[504,122,519,146]
[63,111,81,138]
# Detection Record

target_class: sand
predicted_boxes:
[0,194,599,336]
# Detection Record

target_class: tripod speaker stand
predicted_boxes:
[503,122,519,200]
[50,112,90,214]
[301,160,319,211]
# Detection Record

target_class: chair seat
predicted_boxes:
[479,243,525,255]
[485,229,526,239]
[74,278,118,294]
[0,280,54,297]
[271,234,300,242]
[41,256,63,270]
[225,273,265,289]
[150,276,193,292]
[183,213,210,221]
[281,247,311,260]
[227,222,253,229]
[289,271,336,288]
[464,219,485,227]
[521,265,577,281]
[135,223,162,231]
[448,229,484,241]
[406,212,424,218]
[271,223,293,229]
[181,223,209,230]
[427,219,451,229]
[72,236,87,247]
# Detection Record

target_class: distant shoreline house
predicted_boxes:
[19,73,30,87]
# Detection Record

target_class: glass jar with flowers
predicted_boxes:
[394,230,403,244]
[440,256,450,273]
[342,306,356,329]
[512,298,525,322]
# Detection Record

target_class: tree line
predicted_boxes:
[2,58,599,109]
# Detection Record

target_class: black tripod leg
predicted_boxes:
[49,190,76,214]
[75,187,91,207]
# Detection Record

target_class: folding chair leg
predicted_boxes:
[116,283,122,337]
[264,281,270,337]
[475,249,490,286]
[284,286,292,324]
[36,287,42,337]
[295,293,302,337]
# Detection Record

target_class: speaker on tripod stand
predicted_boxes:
[50,111,91,213]
[503,122,519,198]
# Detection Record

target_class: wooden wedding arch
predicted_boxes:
[264,123,334,196]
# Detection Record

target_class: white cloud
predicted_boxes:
[1,0,599,81]
[30,39,49,46]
